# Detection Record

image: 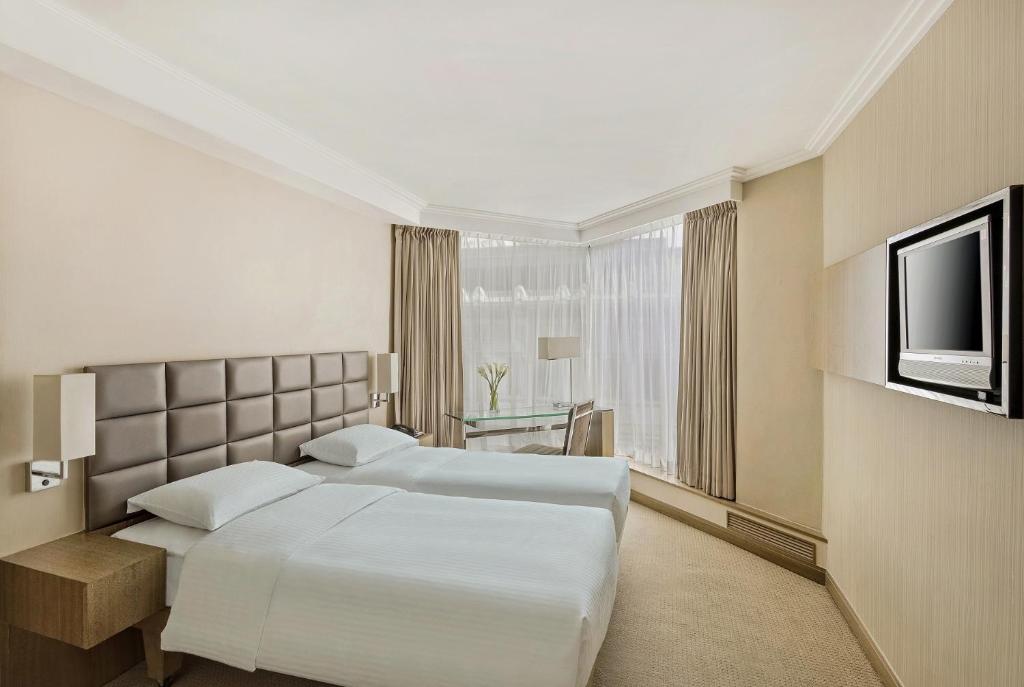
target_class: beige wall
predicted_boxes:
[822,0,1024,684]
[737,158,823,531]
[0,75,392,556]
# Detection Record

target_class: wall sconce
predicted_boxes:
[29,373,96,492]
[369,353,400,408]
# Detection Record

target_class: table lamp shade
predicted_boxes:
[33,373,96,460]
[372,353,400,394]
[537,336,580,360]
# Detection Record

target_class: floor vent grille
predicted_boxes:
[726,512,816,564]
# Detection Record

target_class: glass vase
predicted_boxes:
[488,388,499,411]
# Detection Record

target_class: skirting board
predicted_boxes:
[630,491,826,584]
[825,572,904,687]
[632,490,900,686]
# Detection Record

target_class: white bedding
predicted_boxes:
[113,517,208,605]
[296,445,631,539]
[162,484,618,687]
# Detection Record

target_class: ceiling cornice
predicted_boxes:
[423,167,744,242]
[419,205,582,242]
[806,0,953,154]
[0,0,952,234]
[577,167,746,230]
[739,149,819,183]
[422,205,578,232]
[0,0,426,222]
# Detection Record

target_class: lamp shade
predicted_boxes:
[537,336,580,360]
[33,373,96,460]
[372,353,400,394]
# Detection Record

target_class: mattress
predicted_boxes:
[113,517,208,605]
[295,445,631,539]
[163,483,617,687]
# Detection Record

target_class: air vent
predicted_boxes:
[726,512,816,564]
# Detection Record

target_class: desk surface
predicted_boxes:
[448,405,571,423]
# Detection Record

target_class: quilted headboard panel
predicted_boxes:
[84,351,369,530]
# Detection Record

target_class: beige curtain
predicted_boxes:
[677,201,737,499]
[392,225,464,448]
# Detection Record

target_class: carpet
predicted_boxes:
[106,503,881,687]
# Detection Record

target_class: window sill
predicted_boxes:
[627,461,827,543]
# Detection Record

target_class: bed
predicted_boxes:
[111,516,204,605]
[82,351,628,539]
[296,444,631,539]
[86,352,620,687]
[115,480,617,687]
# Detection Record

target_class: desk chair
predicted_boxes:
[514,400,594,456]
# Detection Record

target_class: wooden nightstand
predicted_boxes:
[0,532,165,687]
[417,433,435,447]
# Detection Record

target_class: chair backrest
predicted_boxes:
[562,400,595,456]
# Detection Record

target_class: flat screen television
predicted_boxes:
[896,215,994,390]
[886,186,1021,418]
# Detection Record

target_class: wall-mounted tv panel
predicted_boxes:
[886,186,1022,417]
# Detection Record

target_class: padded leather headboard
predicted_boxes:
[84,352,369,530]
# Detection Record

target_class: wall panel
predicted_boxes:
[0,75,391,556]
[822,0,1024,684]
[737,159,824,530]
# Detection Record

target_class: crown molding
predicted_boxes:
[578,169,743,244]
[422,205,578,232]
[422,168,745,242]
[419,205,581,242]
[0,0,426,222]
[577,167,746,230]
[806,0,953,154]
[446,0,953,231]
[0,0,951,235]
[740,149,820,182]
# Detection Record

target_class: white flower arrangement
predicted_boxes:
[477,362,509,411]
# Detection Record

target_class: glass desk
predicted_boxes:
[446,406,571,442]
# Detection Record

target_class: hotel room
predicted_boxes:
[0,1,1020,686]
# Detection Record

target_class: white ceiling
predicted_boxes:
[46,0,926,224]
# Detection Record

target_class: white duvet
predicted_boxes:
[297,446,631,539]
[163,484,618,687]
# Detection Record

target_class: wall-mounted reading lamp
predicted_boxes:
[369,353,400,408]
[29,373,95,492]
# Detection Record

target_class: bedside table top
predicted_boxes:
[1,533,162,584]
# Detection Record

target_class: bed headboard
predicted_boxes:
[84,352,369,530]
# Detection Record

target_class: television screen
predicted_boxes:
[903,231,984,352]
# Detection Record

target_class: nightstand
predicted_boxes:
[0,532,165,687]
[418,433,435,447]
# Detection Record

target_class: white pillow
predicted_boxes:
[127,461,323,530]
[300,424,417,467]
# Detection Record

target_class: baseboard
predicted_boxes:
[630,490,826,584]
[825,572,904,687]
[631,489,900,686]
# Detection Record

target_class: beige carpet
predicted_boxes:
[107,504,881,687]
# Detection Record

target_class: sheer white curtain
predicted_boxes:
[460,235,589,435]
[588,217,683,473]
[460,220,682,466]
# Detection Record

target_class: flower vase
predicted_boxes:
[488,388,499,411]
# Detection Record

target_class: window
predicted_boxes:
[588,218,683,473]
[460,216,682,471]
[461,234,589,414]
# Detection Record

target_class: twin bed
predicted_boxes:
[86,351,629,687]
[296,443,630,539]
